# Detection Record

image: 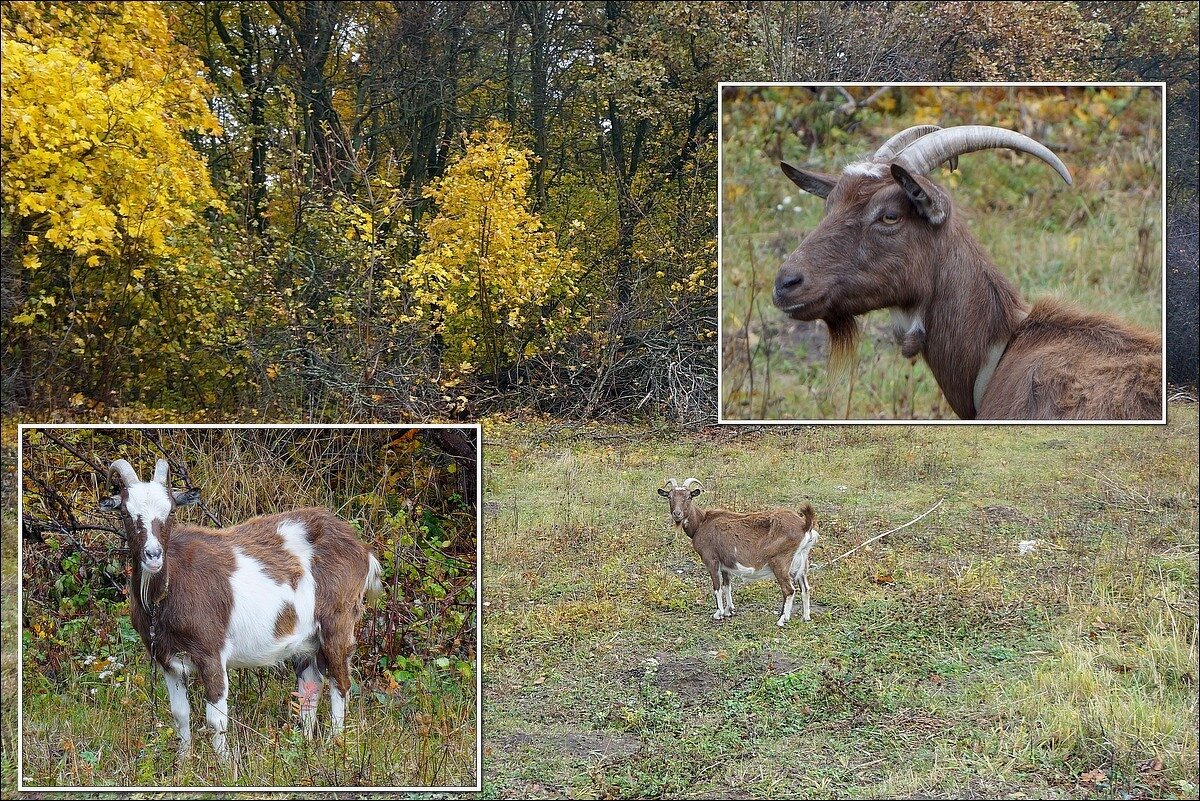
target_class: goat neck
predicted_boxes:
[921,220,1028,418]
[128,550,171,661]
[680,503,706,540]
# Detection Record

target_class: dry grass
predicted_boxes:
[14,427,477,789]
[720,85,1164,421]
[482,405,1198,798]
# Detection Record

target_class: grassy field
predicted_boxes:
[482,406,1198,799]
[720,85,1164,421]
[5,428,477,791]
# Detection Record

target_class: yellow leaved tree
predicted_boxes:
[1,2,243,410]
[400,122,582,379]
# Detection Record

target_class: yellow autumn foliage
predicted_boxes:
[2,2,221,257]
[402,121,582,373]
[1,2,247,410]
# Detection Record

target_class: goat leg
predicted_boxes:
[163,660,192,757]
[706,561,728,620]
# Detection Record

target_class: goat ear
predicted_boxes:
[174,488,201,507]
[890,164,948,225]
[657,488,670,498]
[781,162,836,199]
[690,488,702,498]
[99,496,121,512]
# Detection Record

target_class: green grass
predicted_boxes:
[481,405,1199,798]
[19,630,476,788]
[9,428,478,790]
[720,85,1164,420]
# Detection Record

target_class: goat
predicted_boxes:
[658,478,818,627]
[774,124,1162,420]
[98,458,384,759]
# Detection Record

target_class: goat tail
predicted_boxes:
[363,553,385,604]
[797,502,816,534]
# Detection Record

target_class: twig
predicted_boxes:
[813,497,944,570]
[40,430,108,476]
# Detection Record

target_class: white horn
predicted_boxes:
[153,459,170,486]
[873,124,943,161]
[895,125,1072,185]
[108,459,140,489]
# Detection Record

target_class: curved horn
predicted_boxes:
[872,125,943,161]
[108,459,140,489]
[894,125,1072,185]
[153,458,170,486]
[664,478,680,490]
[682,477,702,491]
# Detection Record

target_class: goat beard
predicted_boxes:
[138,568,153,614]
[824,315,861,373]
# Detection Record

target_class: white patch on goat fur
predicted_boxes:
[843,161,887,179]
[278,519,319,641]
[163,664,192,750]
[891,309,924,339]
[225,547,318,669]
[296,660,322,738]
[778,591,795,627]
[124,481,173,527]
[124,481,172,565]
[730,562,774,581]
[974,340,1008,413]
[205,685,229,760]
[331,679,347,734]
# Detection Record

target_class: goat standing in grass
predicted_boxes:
[658,478,818,626]
[775,124,1162,420]
[100,458,384,760]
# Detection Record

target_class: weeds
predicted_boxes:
[483,407,1197,798]
[721,86,1163,420]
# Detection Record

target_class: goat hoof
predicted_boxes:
[776,618,789,628]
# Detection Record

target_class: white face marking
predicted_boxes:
[124,481,172,573]
[843,161,887,179]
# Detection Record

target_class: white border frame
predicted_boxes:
[716,81,1169,425]
[16,422,483,794]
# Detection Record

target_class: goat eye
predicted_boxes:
[881,213,901,225]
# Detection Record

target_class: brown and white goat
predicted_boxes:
[658,478,818,626]
[99,458,384,759]
[774,124,1162,420]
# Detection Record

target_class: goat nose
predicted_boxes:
[145,546,162,560]
[775,271,804,293]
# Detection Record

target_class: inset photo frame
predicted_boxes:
[718,83,1166,424]
[17,424,480,792]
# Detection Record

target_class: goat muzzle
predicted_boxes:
[142,545,164,574]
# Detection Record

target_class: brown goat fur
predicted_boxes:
[103,459,383,758]
[775,160,1162,420]
[980,300,1163,419]
[659,479,819,626]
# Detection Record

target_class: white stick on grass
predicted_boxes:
[813,497,945,570]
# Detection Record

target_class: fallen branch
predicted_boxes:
[813,497,944,570]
